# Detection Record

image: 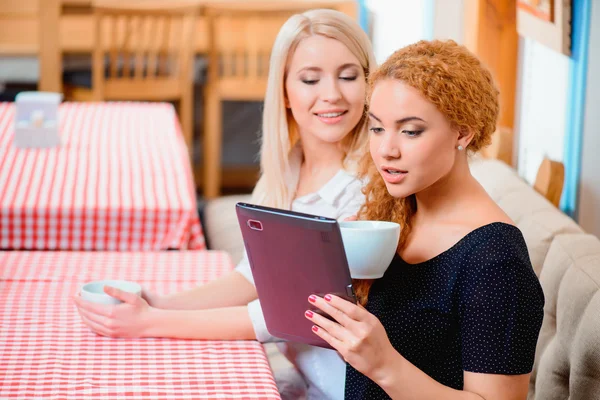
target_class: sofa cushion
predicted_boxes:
[529,233,600,399]
[470,159,583,275]
[203,194,252,265]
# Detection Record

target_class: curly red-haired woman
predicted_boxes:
[306,40,544,400]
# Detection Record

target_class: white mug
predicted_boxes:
[339,220,400,279]
[80,280,142,305]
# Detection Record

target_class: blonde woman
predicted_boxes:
[74,9,376,400]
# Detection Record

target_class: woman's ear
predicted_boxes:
[457,126,476,149]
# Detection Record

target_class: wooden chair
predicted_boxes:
[534,157,565,208]
[201,6,290,198]
[68,1,199,150]
[201,2,356,198]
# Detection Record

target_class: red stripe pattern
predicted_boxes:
[0,102,205,250]
[0,251,281,399]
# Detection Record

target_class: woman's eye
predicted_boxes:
[340,76,357,81]
[301,79,318,85]
[403,130,423,137]
[369,127,384,134]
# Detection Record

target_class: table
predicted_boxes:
[0,102,205,250]
[0,250,281,399]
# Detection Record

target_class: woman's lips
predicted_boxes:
[381,167,407,184]
[315,110,348,125]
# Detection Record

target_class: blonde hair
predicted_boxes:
[251,9,376,208]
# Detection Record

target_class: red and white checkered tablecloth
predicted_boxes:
[0,251,281,399]
[0,102,205,250]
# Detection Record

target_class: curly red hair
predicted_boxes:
[353,40,500,305]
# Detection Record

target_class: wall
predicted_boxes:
[366,0,428,63]
[578,1,600,237]
[433,0,464,43]
[516,37,570,184]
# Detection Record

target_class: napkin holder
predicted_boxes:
[13,91,62,149]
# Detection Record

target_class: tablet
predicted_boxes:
[236,202,356,349]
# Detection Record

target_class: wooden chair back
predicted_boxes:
[90,1,199,147]
[534,157,565,208]
[92,1,197,99]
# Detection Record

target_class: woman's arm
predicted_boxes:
[74,254,259,340]
[375,351,529,400]
[307,294,530,400]
[144,305,257,340]
[74,286,257,340]
[151,270,257,310]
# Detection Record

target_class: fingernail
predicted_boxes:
[305,310,314,318]
[312,325,319,332]
[324,294,332,302]
[308,295,317,303]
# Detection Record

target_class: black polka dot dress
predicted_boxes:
[344,223,545,399]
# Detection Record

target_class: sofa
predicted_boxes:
[202,158,600,399]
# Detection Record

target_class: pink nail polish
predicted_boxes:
[305,310,314,318]
[324,294,332,302]
[312,325,319,332]
[308,295,317,303]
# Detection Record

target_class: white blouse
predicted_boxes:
[235,167,365,400]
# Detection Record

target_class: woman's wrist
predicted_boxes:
[140,306,165,338]
[372,349,405,392]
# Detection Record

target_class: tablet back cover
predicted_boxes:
[236,202,355,349]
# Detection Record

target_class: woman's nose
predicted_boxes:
[378,133,401,159]
[321,78,342,103]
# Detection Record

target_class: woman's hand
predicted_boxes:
[73,286,155,338]
[306,294,399,383]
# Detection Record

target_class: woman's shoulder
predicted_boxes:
[331,169,366,199]
[328,169,367,219]
[463,221,526,251]
[457,222,535,279]
[456,222,545,325]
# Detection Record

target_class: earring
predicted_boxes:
[457,145,464,151]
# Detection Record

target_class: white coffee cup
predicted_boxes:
[80,280,142,305]
[339,221,400,279]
